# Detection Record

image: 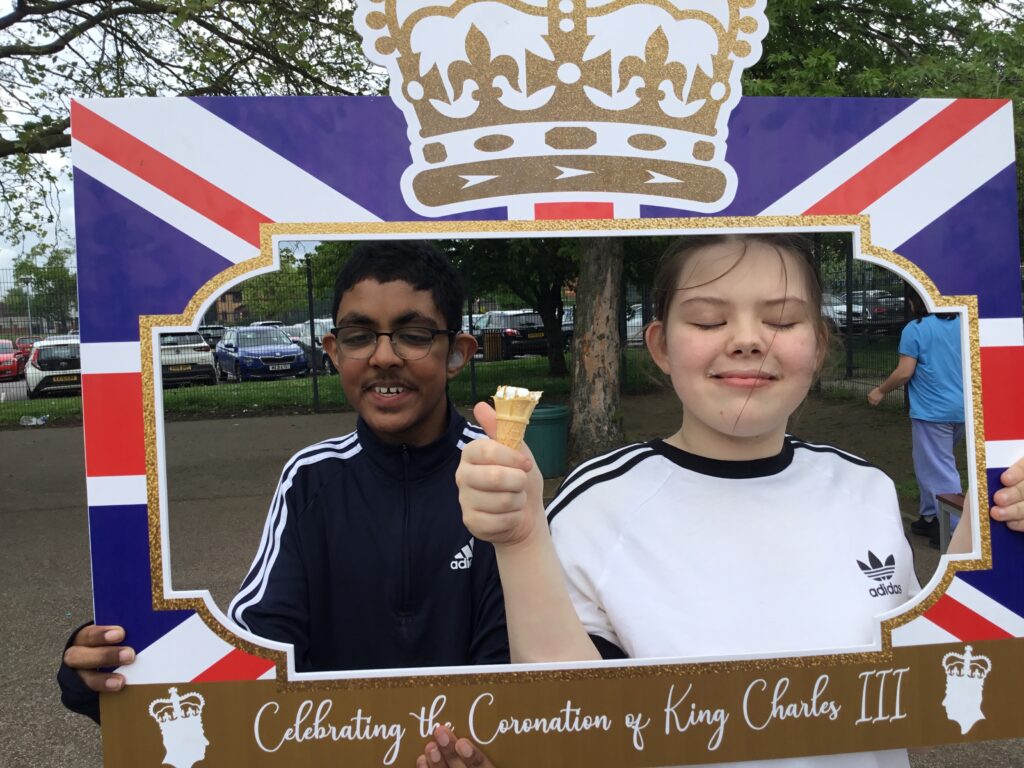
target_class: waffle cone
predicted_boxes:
[493,387,542,449]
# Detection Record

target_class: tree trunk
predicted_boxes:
[569,237,625,465]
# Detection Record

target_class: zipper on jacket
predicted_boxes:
[400,444,412,615]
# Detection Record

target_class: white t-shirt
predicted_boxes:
[548,437,920,768]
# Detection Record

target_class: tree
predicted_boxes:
[5,242,77,333]
[458,238,578,378]
[0,1,382,245]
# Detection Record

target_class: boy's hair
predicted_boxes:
[651,232,829,348]
[330,240,465,330]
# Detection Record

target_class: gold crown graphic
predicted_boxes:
[355,0,767,215]
[148,687,206,725]
[942,646,992,681]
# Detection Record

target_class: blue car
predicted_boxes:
[214,326,308,382]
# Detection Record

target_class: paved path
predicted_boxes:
[1,410,1021,767]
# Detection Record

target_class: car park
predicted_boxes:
[851,290,905,331]
[214,326,308,381]
[25,337,81,399]
[563,304,648,349]
[472,310,547,359]
[0,339,25,380]
[822,293,869,331]
[197,325,227,346]
[159,332,217,386]
[282,319,333,371]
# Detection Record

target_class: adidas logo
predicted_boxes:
[856,551,902,598]
[450,539,474,570]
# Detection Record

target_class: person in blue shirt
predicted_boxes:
[869,294,965,546]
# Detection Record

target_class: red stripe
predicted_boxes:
[980,346,1024,442]
[82,373,147,477]
[804,99,1007,215]
[924,595,1013,641]
[70,100,272,247]
[191,648,276,682]
[534,202,615,220]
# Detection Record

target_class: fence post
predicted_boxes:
[464,260,478,404]
[305,256,320,413]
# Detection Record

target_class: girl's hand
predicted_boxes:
[457,402,545,547]
[992,460,1024,532]
[415,726,496,768]
[867,387,884,406]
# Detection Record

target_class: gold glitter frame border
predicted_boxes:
[138,214,988,691]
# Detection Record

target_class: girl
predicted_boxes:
[456,233,953,768]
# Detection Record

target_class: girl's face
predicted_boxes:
[646,239,823,459]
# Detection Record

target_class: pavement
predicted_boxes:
[1,411,1022,767]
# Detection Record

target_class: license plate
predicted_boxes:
[52,374,79,383]
[169,364,192,372]
[528,332,544,339]
[268,364,290,371]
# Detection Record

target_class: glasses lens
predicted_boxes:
[336,327,377,359]
[393,328,436,360]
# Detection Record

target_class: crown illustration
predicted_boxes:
[942,646,992,681]
[148,687,206,726]
[355,0,767,215]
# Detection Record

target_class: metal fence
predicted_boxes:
[0,238,930,426]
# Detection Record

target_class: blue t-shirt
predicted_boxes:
[898,315,964,423]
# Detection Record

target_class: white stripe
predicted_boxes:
[228,440,363,628]
[891,616,959,647]
[758,99,954,215]
[986,440,1024,470]
[864,104,1015,251]
[258,666,277,680]
[80,98,381,224]
[119,614,234,683]
[980,318,1024,348]
[72,140,258,265]
[86,475,147,507]
[946,577,1024,637]
[80,341,141,375]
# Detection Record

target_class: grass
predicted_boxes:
[0,339,896,427]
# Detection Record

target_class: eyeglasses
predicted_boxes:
[330,326,457,361]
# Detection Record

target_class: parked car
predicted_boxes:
[251,320,285,327]
[214,326,308,381]
[0,339,25,380]
[159,332,217,386]
[25,337,81,399]
[822,293,869,330]
[472,310,547,359]
[282,319,333,371]
[15,335,44,361]
[197,324,227,346]
[851,290,904,330]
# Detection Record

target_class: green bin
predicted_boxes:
[524,404,569,478]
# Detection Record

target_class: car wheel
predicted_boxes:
[215,361,226,381]
[235,363,245,382]
[26,383,38,399]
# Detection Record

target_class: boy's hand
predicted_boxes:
[457,401,545,547]
[416,726,496,768]
[63,624,134,692]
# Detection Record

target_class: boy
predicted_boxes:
[59,240,508,720]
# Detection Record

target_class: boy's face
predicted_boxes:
[323,279,474,447]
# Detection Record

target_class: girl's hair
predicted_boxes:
[651,233,830,348]
[908,291,958,323]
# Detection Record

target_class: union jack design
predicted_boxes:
[70,94,1023,685]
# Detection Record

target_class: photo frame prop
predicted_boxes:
[71,6,1022,765]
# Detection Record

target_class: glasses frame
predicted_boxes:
[329,325,458,361]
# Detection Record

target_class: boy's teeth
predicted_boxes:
[375,386,405,395]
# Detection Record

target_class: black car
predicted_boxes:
[473,310,548,360]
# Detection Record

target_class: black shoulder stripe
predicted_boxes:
[556,442,650,492]
[547,447,658,524]
[788,438,875,469]
[590,634,627,660]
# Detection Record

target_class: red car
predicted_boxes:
[15,335,43,359]
[0,339,25,380]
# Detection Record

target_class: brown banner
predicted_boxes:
[102,639,1019,767]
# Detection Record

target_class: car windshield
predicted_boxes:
[161,333,206,346]
[38,344,80,363]
[237,330,290,347]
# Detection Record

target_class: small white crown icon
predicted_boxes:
[355,0,768,215]
[942,646,992,681]
[148,687,206,725]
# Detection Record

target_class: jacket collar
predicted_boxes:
[355,400,468,479]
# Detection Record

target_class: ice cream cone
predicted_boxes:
[493,385,542,449]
